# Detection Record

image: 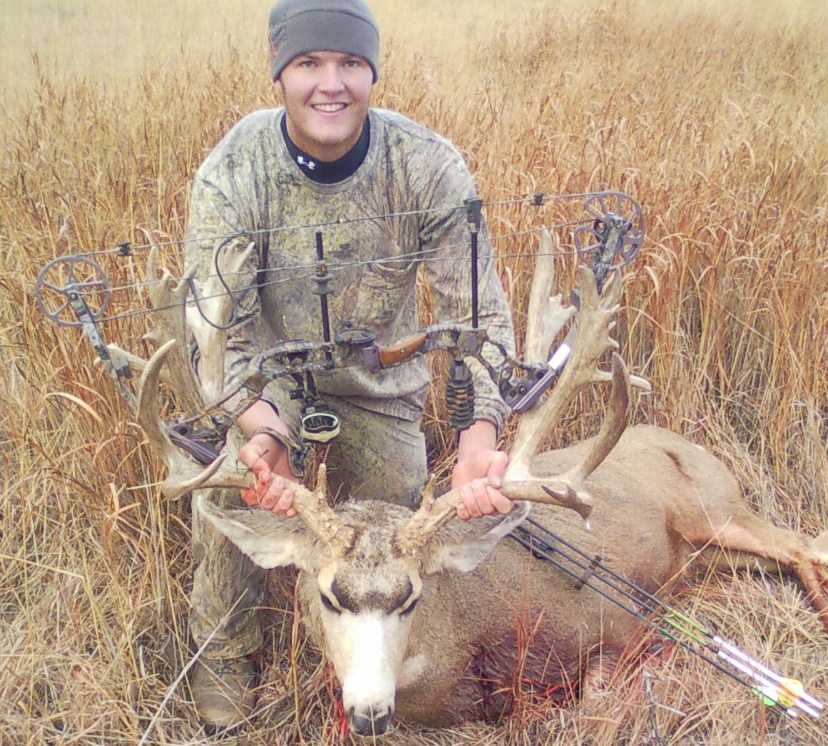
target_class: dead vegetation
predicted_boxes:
[1,0,827,743]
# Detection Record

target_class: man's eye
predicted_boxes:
[320,594,341,614]
[399,598,419,617]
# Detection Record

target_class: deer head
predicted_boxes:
[195,492,531,734]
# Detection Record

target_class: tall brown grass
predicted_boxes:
[2,0,827,743]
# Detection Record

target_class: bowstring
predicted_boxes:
[62,218,594,327]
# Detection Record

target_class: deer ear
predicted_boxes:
[195,494,317,572]
[422,502,531,574]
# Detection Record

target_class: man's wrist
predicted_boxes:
[251,426,288,449]
[456,420,498,461]
[249,426,305,478]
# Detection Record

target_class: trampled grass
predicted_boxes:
[1,0,827,744]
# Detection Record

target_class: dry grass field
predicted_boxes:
[2,0,828,743]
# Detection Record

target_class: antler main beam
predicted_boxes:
[134,228,645,560]
[395,351,631,555]
[136,340,247,499]
[136,340,354,552]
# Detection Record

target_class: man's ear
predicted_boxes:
[195,494,317,572]
[421,502,531,574]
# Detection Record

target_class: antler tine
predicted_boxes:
[501,266,628,520]
[106,247,205,414]
[127,240,354,553]
[145,246,205,413]
[561,352,630,483]
[291,464,355,555]
[186,240,256,401]
[523,227,575,365]
[136,340,352,552]
[395,477,447,556]
[136,340,250,499]
[501,352,631,527]
[137,340,354,550]
[509,265,623,471]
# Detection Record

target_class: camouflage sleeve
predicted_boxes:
[418,151,515,437]
[185,175,294,426]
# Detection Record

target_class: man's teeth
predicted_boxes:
[314,104,345,112]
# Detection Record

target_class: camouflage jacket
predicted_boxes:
[185,107,515,435]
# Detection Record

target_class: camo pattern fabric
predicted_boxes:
[184,107,515,435]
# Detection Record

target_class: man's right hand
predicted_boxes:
[237,431,299,517]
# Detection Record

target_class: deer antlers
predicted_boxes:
[395,228,649,556]
[119,238,354,555]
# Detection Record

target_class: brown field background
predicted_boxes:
[2,0,828,743]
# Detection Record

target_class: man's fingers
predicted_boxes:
[488,451,509,488]
[259,477,283,510]
[256,477,296,516]
[258,488,280,512]
[241,487,259,507]
[459,480,487,518]
[490,489,513,514]
[457,480,513,520]
[274,487,295,515]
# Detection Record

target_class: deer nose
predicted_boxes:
[350,708,391,736]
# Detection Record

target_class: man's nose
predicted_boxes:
[318,63,346,92]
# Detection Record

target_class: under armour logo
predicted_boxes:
[297,155,317,170]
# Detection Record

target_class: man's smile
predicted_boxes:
[312,103,348,113]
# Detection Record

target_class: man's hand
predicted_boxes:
[452,420,513,521]
[236,400,299,517]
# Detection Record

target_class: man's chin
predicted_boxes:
[304,128,362,161]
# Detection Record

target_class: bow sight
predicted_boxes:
[499,191,645,414]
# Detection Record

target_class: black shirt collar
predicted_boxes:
[280,113,370,184]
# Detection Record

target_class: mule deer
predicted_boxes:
[122,230,828,735]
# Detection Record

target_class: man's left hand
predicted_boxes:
[451,448,513,520]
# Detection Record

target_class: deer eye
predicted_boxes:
[320,593,341,615]
[399,597,419,617]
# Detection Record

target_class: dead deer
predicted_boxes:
[119,230,828,735]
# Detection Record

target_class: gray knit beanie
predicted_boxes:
[268,0,380,82]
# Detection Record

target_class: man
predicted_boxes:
[184,0,516,728]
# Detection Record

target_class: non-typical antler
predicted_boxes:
[133,227,642,558]
[137,351,350,554]
[135,339,242,498]
[107,236,257,412]
[130,240,354,555]
[395,228,649,556]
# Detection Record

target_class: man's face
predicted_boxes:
[279,51,373,162]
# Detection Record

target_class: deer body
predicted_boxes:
[199,424,828,729]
